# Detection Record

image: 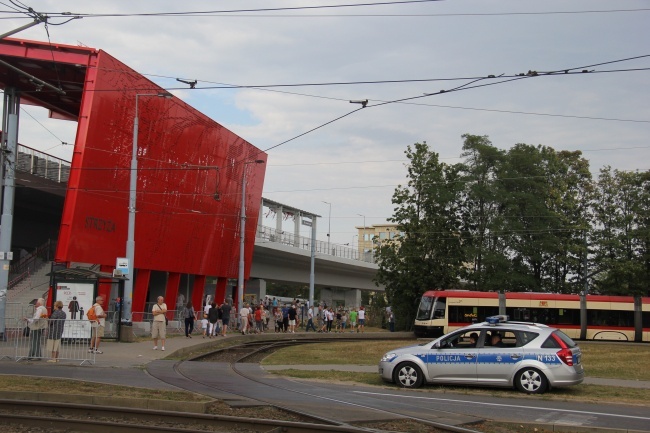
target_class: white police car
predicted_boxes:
[379,316,584,394]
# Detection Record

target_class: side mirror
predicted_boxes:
[433,341,441,349]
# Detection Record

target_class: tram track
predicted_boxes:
[0,399,373,433]
[0,337,485,433]
[176,338,485,433]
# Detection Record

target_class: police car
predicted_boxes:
[379,315,584,394]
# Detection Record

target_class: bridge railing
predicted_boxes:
[256,225,374,263]
[16,144,71,183]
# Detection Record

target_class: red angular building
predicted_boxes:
[0,38,266,315]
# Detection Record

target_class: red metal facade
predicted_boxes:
[0,39,266,293]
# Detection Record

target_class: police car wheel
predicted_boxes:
[394,362,423,388]
[515,367,547,394]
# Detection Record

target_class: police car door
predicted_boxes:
[476,329,523,386]
[427,330,478,384]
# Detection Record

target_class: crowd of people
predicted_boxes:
[190,296,376,337]
[20,294,387,362]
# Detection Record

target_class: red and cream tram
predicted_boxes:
[414,290,650,342]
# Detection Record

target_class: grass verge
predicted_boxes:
[0,375,210,402]
[262,339,650,381]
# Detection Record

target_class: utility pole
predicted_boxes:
[0,9,49,340]
[0,88,20,340]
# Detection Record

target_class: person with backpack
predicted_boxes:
[88,296,107,354]
[182,301,195,338]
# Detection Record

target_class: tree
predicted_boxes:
[457,134,509,291]
[375,142,465,330]
[539,149,592,293]
[591,168,650,296]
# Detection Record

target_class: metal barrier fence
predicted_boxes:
[0,318,96,365]
[129,309,242,338]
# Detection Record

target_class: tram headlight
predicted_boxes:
[380,352,397,362]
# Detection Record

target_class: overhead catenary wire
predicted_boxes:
[2,3,648,19]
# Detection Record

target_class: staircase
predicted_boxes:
[6,260,52,319]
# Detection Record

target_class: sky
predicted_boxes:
[2,0,649,247]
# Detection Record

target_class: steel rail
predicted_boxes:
[179,339,484,433]
[0,399,376,433]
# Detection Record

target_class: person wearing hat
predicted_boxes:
[468,332,479,348]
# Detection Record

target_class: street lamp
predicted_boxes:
[238,159,265,315]
[322,201,331,254]
[357,213,366,249]
[124,91,173,321]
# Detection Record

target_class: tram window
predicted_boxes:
[643,312,650,328]
[449,306,498,323]
[555,309,580,325]
[416,296,435,320]
[587,309,634,327]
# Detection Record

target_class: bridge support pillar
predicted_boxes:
[320,288,361,308]
[243,278,266,304]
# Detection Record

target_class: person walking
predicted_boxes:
[220,301,231,336]
[182,301,195,338]
[305,306,316,332]
[239,303,250,335]
[25,297,48,360]
[326,308,334,333]
[340,310,348,333]
[357,306,366,333]
[207,302,219,337]
[202,300,211,338]
[152,296,167,351]
[254,306,264,333]
[349,308,358,333]
[47,300,66,362]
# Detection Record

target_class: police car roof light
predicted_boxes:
[486,315,509,325]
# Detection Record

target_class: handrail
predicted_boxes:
[16,144,71,184]
[255,224,375,263]
[10,239,54,275]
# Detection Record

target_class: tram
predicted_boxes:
[414,290,650,342]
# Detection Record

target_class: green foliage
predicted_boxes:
[591,168,650,296]
[375,142,465,330]
[376,137,648,323]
